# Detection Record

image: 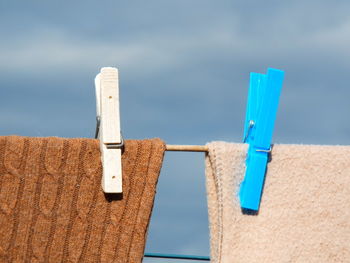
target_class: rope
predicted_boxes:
[144,252,210,261]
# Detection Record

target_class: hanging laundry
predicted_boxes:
[205,142,350,263]
[0,136,165,263]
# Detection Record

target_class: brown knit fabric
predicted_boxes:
[0,136,165,263]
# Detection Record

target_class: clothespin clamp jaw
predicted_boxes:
[240,68,284,211]
[95,67,123,193]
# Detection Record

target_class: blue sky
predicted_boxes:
[1,1,350,261]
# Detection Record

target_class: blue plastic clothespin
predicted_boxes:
[239,68,284,211]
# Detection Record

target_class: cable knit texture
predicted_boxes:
[0,136,165,263]
[205,142,350,263]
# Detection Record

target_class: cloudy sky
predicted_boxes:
[1,1,350,261]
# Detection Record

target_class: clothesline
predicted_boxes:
[165,144,208,152]
[95,119,208,153]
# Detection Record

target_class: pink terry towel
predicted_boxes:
[205,142,350,263]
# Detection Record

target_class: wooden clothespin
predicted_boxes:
[239,68,284,211]
[95,67,123,193]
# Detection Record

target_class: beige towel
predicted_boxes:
[0,136,165,263]
[205,142,350,263]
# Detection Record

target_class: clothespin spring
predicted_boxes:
[243,120,255,143]
[95,116,124,149]
[106,136,124,149]
[255,147,272,153]
[95,116,101,139]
